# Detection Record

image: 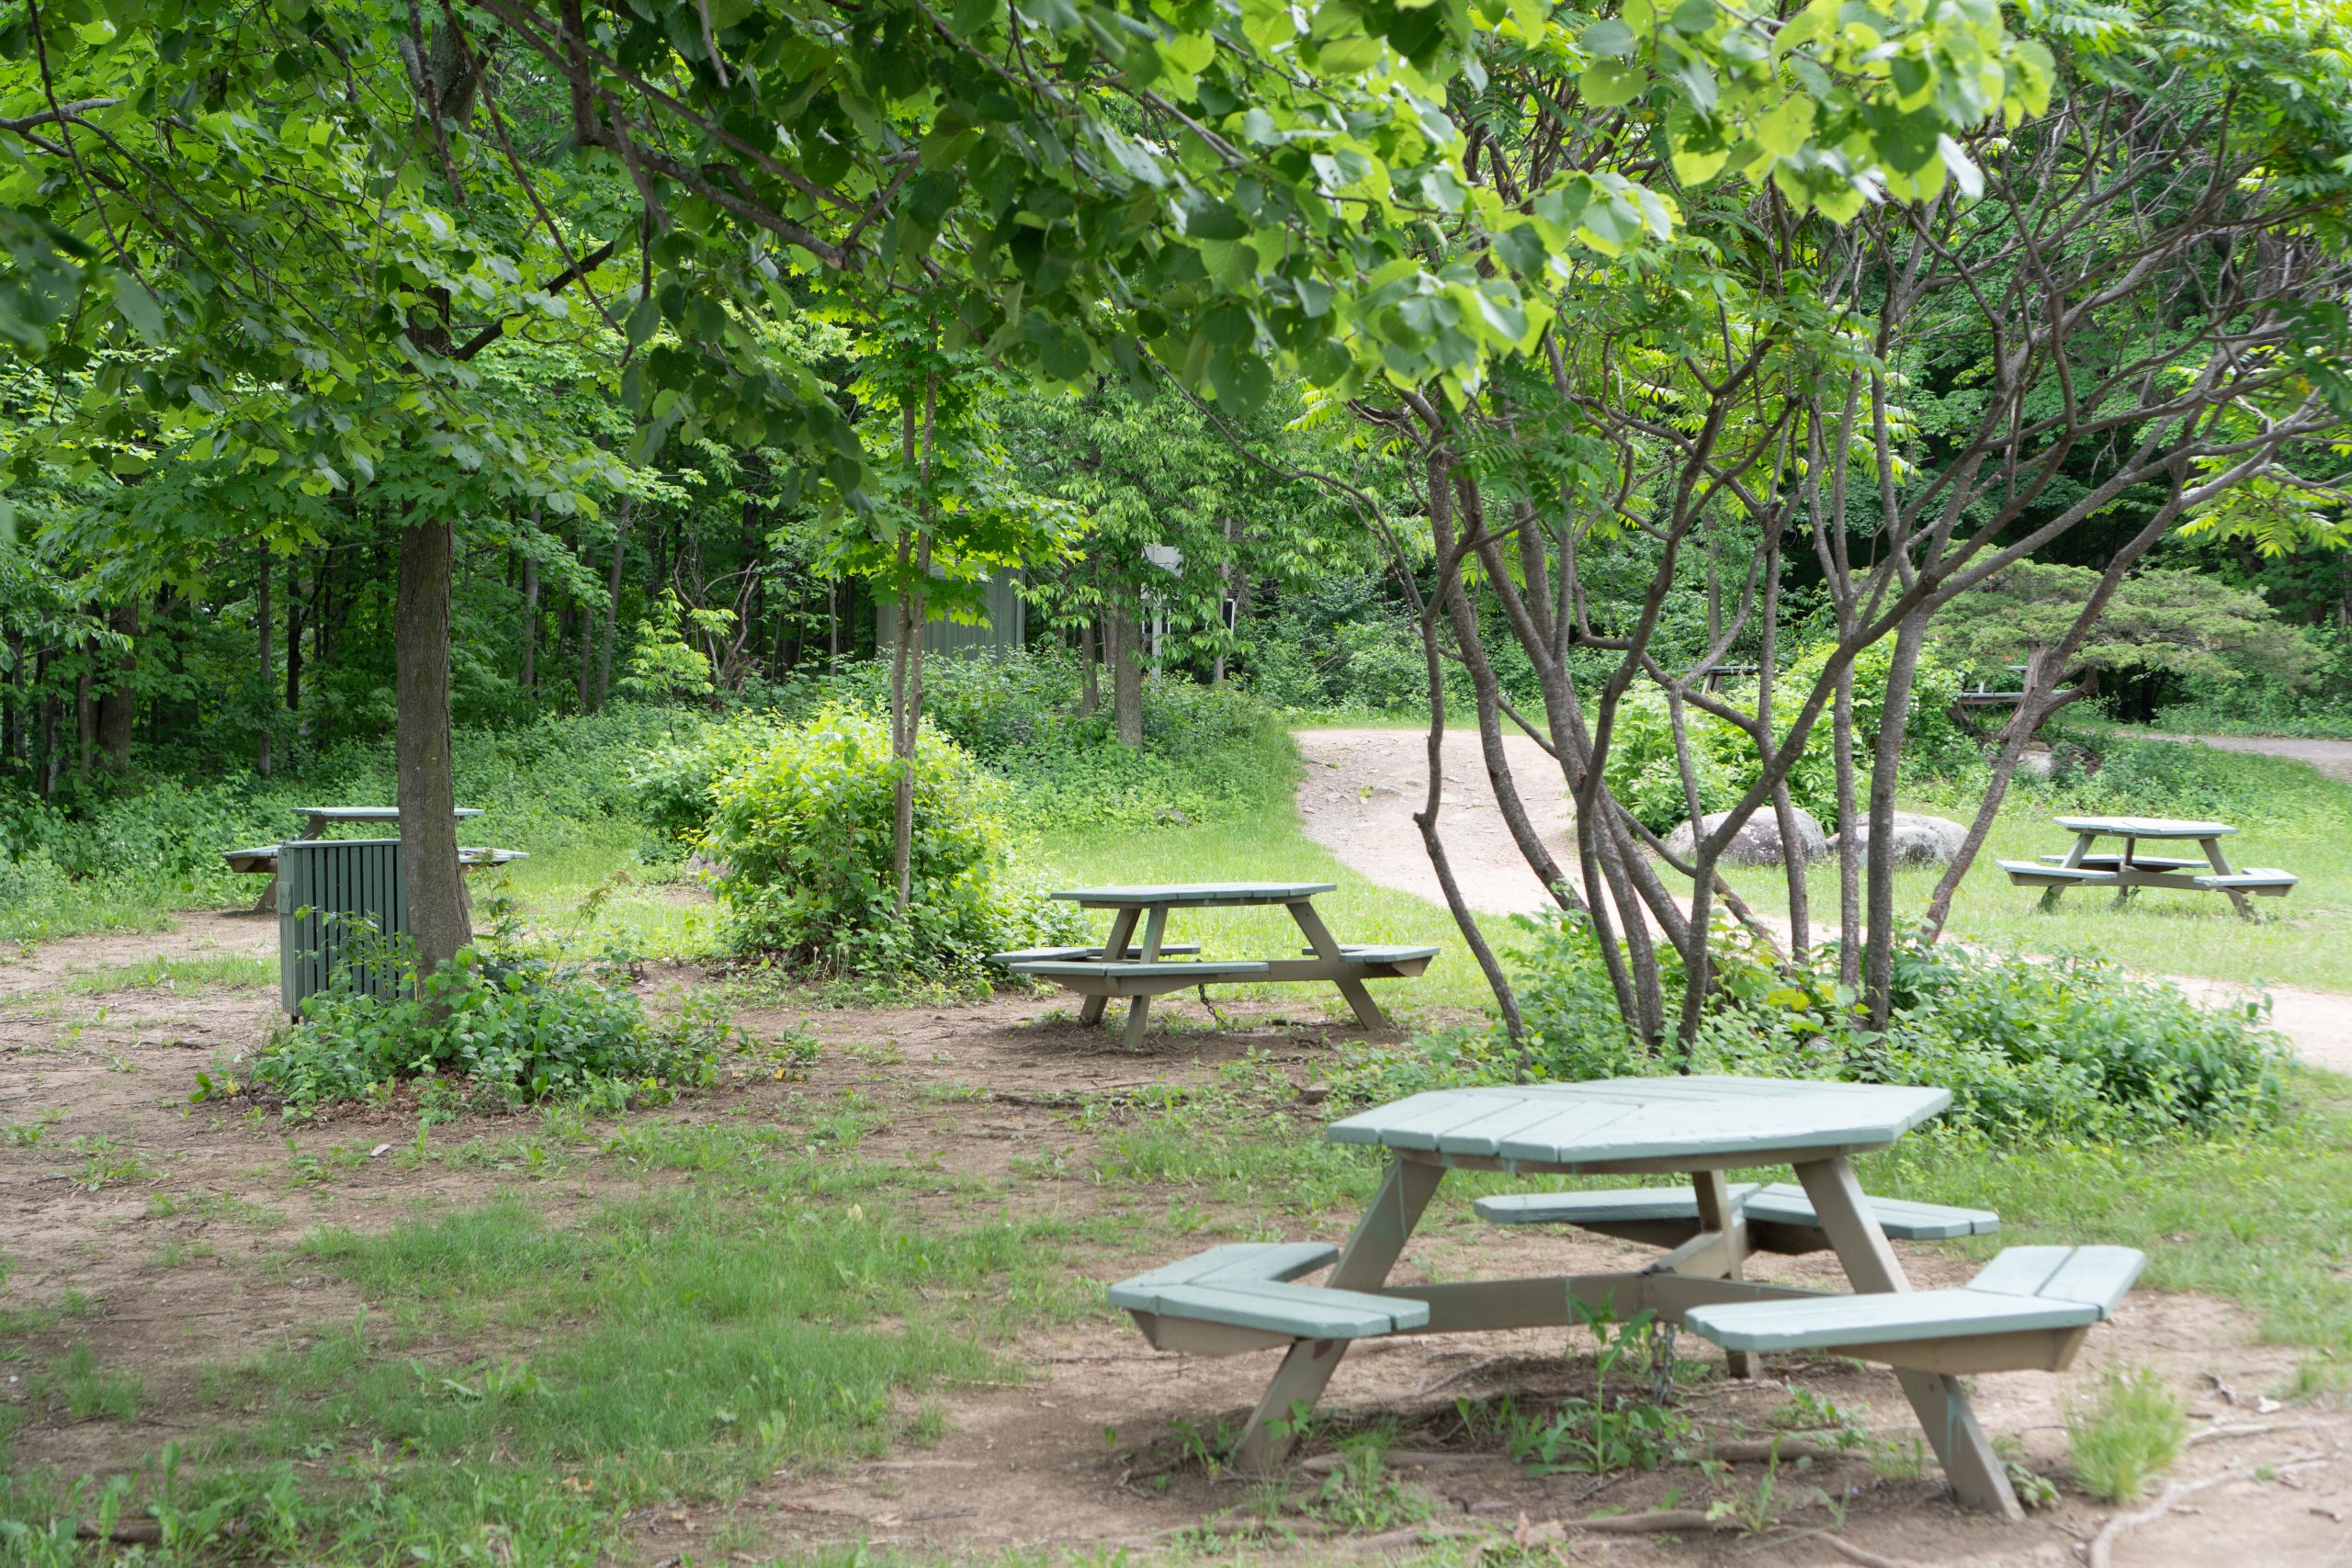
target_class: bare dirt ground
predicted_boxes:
[1295,728,1573,916]
[1293,727,2352,1077]
[6,912,2352,1563]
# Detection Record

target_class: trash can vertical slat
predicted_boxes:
[277,838,406,1018]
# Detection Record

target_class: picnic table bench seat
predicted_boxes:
[1682,1245,2143,1373]
[1475,1182,1999,1249]
[988,943,1202,964]
[1001,959,1270,998]
[1997,860,2119,888]
[2037,852,2207,872]
[2192,868,2297,894]
[1109,1242,1428,1355]
[1294,943,1441,975]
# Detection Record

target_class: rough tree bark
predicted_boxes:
[395,515,471,988]
[595,498,631,709]
[1078,617,1100,715]
[1108,611,1143,748]
[96,603,136,771]
[255,551,273,778]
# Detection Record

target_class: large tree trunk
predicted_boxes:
[396,516,472,989]
[96,604,136,772]
[596,499,631,709]
[74,639,95,784]
[255,552,273,778]
[1861,611,1927,1029]
[1078,618,1100,714]
[1108,611,1143,748]
[519,552,539,694]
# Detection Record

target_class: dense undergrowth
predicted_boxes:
[0,650,1295,949]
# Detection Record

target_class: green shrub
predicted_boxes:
[250,928,736,1115]
[703,705,1076,974]
[629,713,786,845]
[1341,915,2286,1145]
[1600,640,1966,834]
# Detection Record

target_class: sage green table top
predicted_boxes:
[291,806,485,820]
[2052,816,2233,839]
[1051,883,1339,908]
[1325,1076,1953,1168]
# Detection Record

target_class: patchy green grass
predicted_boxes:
[2065,1365,2190,1503]
[59,953,277,994]
[2,1122,1091,1562]
[494,834,719,962]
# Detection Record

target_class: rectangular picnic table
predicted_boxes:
[223,807,496,911]
[1113,1077,2142,1519]
[1997,814,2295,917]
[992,883,1434,1049]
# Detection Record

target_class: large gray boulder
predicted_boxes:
[1664,807,1829,867]
[1833,812,1972,866]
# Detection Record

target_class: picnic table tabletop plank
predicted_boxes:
[290,805,486,820]
[1050,882,1339,907]
[1327,1077,1951,1167]
[2051,815,2234,838]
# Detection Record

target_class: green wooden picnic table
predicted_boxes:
[990,883,1435,1048]
[221,807,500,911]
[1996,814,2296,916]
[1108,1076,2144,1518]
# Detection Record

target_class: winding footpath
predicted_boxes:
[1294,726,2352,1075]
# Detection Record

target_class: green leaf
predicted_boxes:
[110,271,164,343]
[1206,345,1272,415]
[1581,18,1635,56]
[1580,61,1645,107]
[626,293,661,349]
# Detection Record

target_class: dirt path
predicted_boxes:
[1295,728,1573,915]
[1293,727,2352,1075]
[2141,731,2352,784]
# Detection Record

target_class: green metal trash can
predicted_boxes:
[277,838,407,1017]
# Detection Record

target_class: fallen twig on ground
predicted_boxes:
[2086,1449,2332,1568]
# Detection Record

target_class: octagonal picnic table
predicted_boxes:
[998,883,1434,1048]
[1997,815,2297,916]
[1238,1076,2028,1516]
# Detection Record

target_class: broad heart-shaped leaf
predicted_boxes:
[1755,95,1815,158]
[111,270,166,343]
[1582,17,1636,56]
[1206,344,1272,415]
[1581,61,1645,107]
[1670,143,1728,185]
[1159,30,1217,73]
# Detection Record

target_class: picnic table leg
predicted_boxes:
[1079,908,1138,1026]
[2199,836,2255,920]
[1286,899,1384,1030]
[1232,1156,1443,1469]
[1689,1171,1752,1380]
[1794,1156,2022,1520]
[1119,908,1170,1050]
[2041,831,2096,911]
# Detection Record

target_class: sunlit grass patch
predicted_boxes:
[60,953,277,994]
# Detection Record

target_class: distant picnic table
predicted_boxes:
[990,882,1434,1048]
[1109,1075,2144,1520]
[221,807,521,911]
[1997,814,2295,917]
